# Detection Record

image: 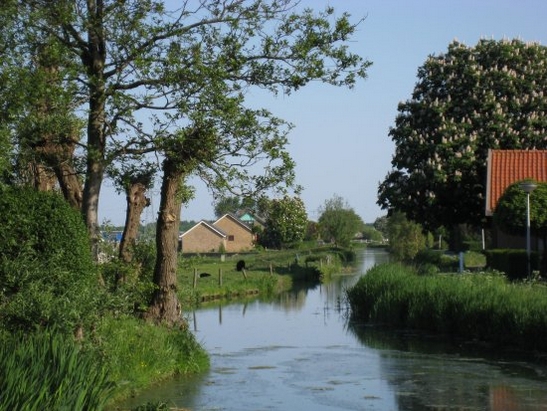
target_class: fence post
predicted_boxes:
[193,268,198,289]
[219,268,223,286]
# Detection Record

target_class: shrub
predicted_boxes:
[0,186,98,333]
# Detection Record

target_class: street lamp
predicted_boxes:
[520,181,537,277]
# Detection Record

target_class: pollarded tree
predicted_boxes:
[378,39,547,234]
[6,1,370,259]
[318,195,365,247]
[260,195,308,249]
[7,1,371,325]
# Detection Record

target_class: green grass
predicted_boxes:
[177,247,348,304]
[347,263,547,351]
[94,315,209,404]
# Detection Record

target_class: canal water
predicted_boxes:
[120,249,547,411]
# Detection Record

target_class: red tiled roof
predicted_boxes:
[485,149,547,215]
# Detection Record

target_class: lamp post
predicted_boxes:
[520,181,537,277]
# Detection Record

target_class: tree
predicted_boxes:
[378,39,547,234]
[7,1,370,325]
[373,215,388,239]
[493,180,547,273]
[386,211,426,261]
[318,195,364,247]
[113,165,155,265]
[214,197,243,218]
[259,196,308,249]
[361,225,383,242]
[6,1,369,249]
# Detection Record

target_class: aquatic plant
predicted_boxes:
[0,332,114,411]
[347,263,547,351]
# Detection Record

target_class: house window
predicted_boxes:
[228,235,235,241]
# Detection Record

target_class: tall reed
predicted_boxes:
[0,331,114,411]
[347,263,547,351]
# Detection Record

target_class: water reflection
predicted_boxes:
[117,248,547,411]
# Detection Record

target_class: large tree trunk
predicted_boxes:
[119,181,150,265]
[145,157,184,326]
[80,0,107,260]
[54,161,83,210]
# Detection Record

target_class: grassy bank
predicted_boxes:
[177,246,351,305]
[96,315,209,405]
[347,263,547,352]
[0,317,209,410]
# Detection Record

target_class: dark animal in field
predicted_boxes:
[199,272,211,278]
[236,260,246,272]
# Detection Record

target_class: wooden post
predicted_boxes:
[269,263,273,275]
[193,268,198,289]
[219,268,223,286]
[241,268,248,280]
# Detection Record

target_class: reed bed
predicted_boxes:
[0,332,114,411]
[347,263,547,351]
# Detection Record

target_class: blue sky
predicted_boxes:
[99,0,547,226]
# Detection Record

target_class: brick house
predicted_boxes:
[485,149,547,249]
[179,213,256,253]
[179,220,227,253]
[212,214,255,253]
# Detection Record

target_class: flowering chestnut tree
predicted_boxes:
[378,39,547,232]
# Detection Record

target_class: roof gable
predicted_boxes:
[180,220,226,238]
[486,149,547,215]
[214,213,253,232]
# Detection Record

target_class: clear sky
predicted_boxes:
[99,0,547,226]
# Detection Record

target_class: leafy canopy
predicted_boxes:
[259,195,308,248]
[494,180,547,238]
[318,194,364,247]
[378,39,547,231]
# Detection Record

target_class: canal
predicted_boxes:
[121,248,547,410]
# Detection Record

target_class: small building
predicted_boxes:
[179,213,256,253]
[213,214,255,253]
[179,220,227,253]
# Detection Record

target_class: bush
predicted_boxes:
[484,249,539,280]
[0,186,98,333]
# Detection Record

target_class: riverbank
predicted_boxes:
[176,245,354,305]
[106,245,356,409]
[347,263,547,352]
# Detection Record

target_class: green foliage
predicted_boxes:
[0,332,114,411]
[484,249,540,281]
[214,196,243,218]
[372,215,388,238]
[386,211,427,261]
[259,196,308,249]
[379,39,547,231]
[4,1,371,244]
[95,315,209,400]
[361,225,384,242]
[0,187,98,333]
[318,194,365,247]
[347,263,547,351]
[494,180,547,237]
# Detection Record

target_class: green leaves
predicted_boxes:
[379,39,547,230]
[318,195,364,248]
[260,195,308,248]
